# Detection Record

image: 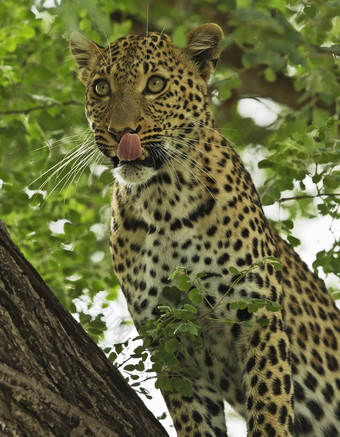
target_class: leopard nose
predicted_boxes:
[107,125,141,142]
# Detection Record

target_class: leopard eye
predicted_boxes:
[145,76,167,94]
[94,80,110,96]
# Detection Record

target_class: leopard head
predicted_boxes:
[70,24,223,185]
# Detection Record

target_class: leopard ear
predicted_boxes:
[69,32,104,84]
[184,23,224,81]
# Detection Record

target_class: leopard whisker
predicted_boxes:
[168,143,218,184]
[62,147,101,198]
[158,134,227,185]
[155,145,216,202]
[34,145,96,207]
[32,128,92,153]
[45,145,98,201]
[161,128,237,152]
[152,145,183,190]
[30,140,95,193]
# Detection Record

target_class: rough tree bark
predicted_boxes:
[0,220,168,437]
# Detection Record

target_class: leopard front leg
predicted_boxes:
[240,314,294,436]
[163,376,227,437]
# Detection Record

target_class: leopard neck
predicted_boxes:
[110,127,251,226]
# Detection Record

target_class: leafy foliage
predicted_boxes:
[0,0,339,347]
[107,260,283,398]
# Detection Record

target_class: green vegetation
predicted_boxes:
[107,260,283,398]
[1,0,339,346]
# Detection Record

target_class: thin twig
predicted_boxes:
[278,193,340,203]
[0,100,83,116]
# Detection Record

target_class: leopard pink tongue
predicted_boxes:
[117,133,142,161]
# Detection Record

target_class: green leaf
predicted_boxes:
[173,377,184,391]
[266,256,280,262]
[242,321,253,327]
[237,300,248,310]
[183,304,197,314]
[157,412,168,421]
[143,337,151,348]
[229,266,240,275]
[186,321,200,336]
[287,236,301,248]
[266,302,283,312]
[152,362,162,373]
[225,319,236,326]
[230,300,247,310]
[313,109,329,126]
[164,353,178,366]
[272,261,283,271]
[108,352,117,362]
[133,345,145,355]
[182,379,193,397]
[21,24,35,39]
[196,272,207,279]
[172,25,187,48]
[236,0,251,7]
[164,337,179,354]
[247,303,258,313]
[256,317,270,326]
[168,267,186,280]
[114,343,125,355]
[155,376,173,392]
[124,364,136,372]
[264,67,276,82]
[331,291,340,301]
[177,274,191,291]
[230,302,238,310]
[135,361,145,371]
[163,286,181,304]
[3,36,17,52]
[189,288,203,304]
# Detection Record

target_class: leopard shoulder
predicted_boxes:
[70,24,340,437]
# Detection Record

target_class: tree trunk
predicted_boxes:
[0,220,168,437]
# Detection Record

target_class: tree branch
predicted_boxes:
[0,100,83,115]
[278,193,340,203]
[216,45,335,112]
[0,219,168,437]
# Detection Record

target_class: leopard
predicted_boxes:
[70,24,340,437]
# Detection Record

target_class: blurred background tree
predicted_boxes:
[0,0,339,352]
